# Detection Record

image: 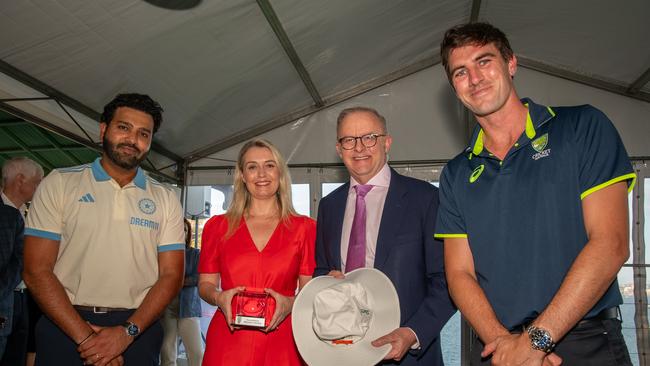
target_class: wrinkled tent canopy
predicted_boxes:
[0,0,649,184]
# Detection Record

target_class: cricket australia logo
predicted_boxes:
[531,133,551,160]
[469,164,484,183]
[138,198,156,215]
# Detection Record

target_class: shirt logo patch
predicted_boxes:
[78,193,95,203]
[531,133,548,152]
[469,164,484,183]
[532,149,551,160]
[138,198,156,215]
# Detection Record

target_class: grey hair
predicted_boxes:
[2,157,44,185]
[336,106,388,136]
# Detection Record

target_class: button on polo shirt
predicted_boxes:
[435,98,635,329]
[26,158,185,309]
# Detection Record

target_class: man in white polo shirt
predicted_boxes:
[23,94,185,366]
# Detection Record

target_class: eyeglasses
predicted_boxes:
[337,133,386,150]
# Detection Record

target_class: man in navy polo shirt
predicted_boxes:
[435,22,634,365]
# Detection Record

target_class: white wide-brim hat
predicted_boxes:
[292,268,400,366]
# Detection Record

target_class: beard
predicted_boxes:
[102,135,148,170]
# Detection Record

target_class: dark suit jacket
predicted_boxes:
[314,168,456,365]
[0,199,24,336]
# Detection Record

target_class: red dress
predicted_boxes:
[198,214,316,366]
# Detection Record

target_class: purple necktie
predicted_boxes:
[345,184,373,273]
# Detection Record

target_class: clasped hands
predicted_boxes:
[482,333,563,366]
[213,286,294,333]
[77,323,132,366]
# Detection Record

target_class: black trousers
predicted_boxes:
[0,290,29,366]
[470,319,633,365]
[35,310,163,366]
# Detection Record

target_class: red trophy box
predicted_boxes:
[231,288,276,328]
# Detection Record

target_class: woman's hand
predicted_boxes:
[264,288,295,332]
[214,286,245,331]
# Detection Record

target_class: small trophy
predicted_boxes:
[231,288,276,328]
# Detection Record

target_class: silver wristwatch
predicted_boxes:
[526,325,555,353]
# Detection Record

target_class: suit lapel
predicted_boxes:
[329,183,349,270]
[374,169,408,270]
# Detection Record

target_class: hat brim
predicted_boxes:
[292,268,400,366]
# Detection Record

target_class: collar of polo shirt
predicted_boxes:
[467,98,557,158]
[91,158,147,190]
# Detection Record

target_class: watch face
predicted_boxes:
[530,328,553,352]
[125,322,139,336]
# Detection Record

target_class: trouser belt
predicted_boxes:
[577,306,620,326]
[74,305,133,313]
[512,306,620,332]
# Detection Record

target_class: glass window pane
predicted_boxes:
[322,183,345,197]
[441,311,460,365]
[619,267,639,365]
[292,184,310,216]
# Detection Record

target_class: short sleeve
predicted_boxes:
[198,216,226,273]
[299,217,316,276]
[575,106,635,200]
[434,164,468,239]
[157,191,185,252]
[25,170,63,241]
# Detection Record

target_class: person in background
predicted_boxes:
[0,156,43,366]
[161,219,204,366]
[0,193,24,360]
[198,139,316,366]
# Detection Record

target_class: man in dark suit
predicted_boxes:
[314,106,455,365]
[0,202,24,359]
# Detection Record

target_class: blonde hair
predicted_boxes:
[225,139,297,237]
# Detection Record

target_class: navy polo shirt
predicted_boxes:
[435,98,635,330]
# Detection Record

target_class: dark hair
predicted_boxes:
[100,93,164,133]
[336,106,387,136]
[440,22,514,77]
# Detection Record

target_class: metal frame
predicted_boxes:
[256,0,324,107]
[628,67,650,95]
[631,161,650,366]
[518,56,650,103]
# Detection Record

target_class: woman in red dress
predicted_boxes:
[198,139,315,365]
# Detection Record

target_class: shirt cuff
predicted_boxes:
[406,327,421,350]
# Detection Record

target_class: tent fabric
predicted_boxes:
[0,0,648,180]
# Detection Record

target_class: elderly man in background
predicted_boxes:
[0,157,42,365]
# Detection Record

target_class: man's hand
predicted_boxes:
[482,333,562,366]
[78,324,132,366]
[327,270,344,279]
[371,327,416,362]
[264,288,294,332]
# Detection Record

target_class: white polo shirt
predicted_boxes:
[25,158,184,309]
